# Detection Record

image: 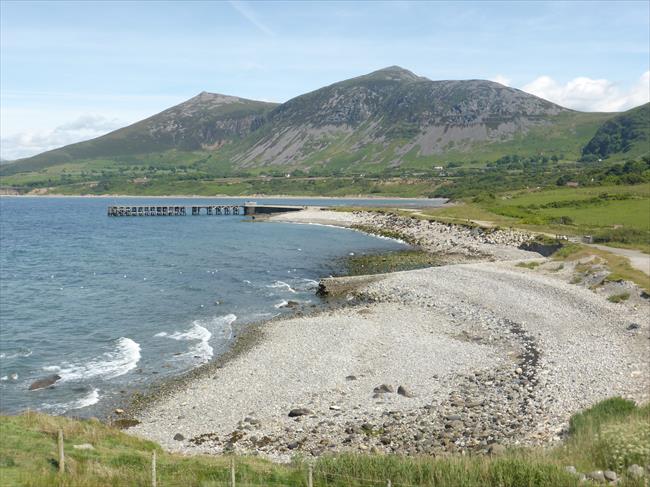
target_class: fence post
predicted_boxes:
[152,450,157,487]
[230,457,236,487]
[308,464,313,487]
[57,429,65,473]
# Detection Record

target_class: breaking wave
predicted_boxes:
[0,348,32,360]
[267,281,296,293]
[43,338,140,382]
[156,314,237,363]
[42,388,100,414]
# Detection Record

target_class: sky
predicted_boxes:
[1,0,649,160]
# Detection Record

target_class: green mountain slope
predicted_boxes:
[582,103,650,159]
[233,66,577,169]
[1,93,277,175]
[0,66,626,182]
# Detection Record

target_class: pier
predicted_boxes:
[107,203,305,217]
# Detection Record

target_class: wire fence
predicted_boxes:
[51,428,430,487]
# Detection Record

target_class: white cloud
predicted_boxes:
[522,71,649,111]
[490,74,511,87]
[0,114,125,160]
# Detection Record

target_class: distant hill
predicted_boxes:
[582,103,650,159]
[3,93,277,175]
[0,66,621,179]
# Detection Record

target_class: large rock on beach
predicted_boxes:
[397,385,414,397]
[288,408,312,417]
[373,384,394,393]
[28,374,61,391]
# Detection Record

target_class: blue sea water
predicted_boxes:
[0,196,443,416]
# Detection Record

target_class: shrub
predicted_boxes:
[596,418,650,470]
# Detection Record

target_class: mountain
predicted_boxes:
[582,102,650,159]
[4,93,277,174]
[1,66,618,179]
[232,66,570,168]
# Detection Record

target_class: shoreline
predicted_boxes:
[125,209,649,462]
[0,193,449,203]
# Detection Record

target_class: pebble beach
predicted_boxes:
[128,209,650,462]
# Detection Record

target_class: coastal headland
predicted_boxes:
[128,208,650,462]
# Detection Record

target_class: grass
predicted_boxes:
[423,184,650,253]
[608,292,631,303]
[1,398,648,486]
[551,244,650,292]
[516,261,541,269]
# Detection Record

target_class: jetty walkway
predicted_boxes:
[107,203,305,217]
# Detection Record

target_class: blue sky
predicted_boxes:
[1,0,649,159]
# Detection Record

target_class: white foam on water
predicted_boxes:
[157,314,237,363]
[213,313,237,341]
[0,348,32,360]
[45,338,141,382]
[42,388,100,414]
[274,300,289,309]
[267,280,296,293]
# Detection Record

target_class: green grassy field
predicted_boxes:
[0,398,647,486]
[424,183,650,252]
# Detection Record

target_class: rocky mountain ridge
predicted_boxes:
[1,66,633,177]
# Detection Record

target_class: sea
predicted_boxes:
[0,196,444,417]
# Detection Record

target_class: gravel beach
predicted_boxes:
[129,209,650,461]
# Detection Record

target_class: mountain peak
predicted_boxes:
[362,65,424,82]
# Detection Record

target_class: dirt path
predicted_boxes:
[588,244,650,276]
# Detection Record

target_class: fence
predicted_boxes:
[52,429,429,487]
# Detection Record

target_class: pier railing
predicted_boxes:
[107,204,305,217]
[107,205,241,216]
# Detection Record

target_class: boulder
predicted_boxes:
[173,433,185,441]
[28,374,61,391]
[627,464,644,479]
[373,384,394,394]
[288,408,312,417]
[587,470,605,482]
[603,470,617,482]
[397,385,414,397]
